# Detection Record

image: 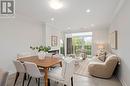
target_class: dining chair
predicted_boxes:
[48,57,75,86]
[45,53,52,58]
[0,68,9,86]
[24,62,45,86]
[52,54,60,58]
[13,60,26,86]
[52,54,63,68]
[17,52,36,59]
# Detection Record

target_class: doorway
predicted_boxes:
[66,32,92,58]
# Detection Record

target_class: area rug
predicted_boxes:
[74,59,92,78]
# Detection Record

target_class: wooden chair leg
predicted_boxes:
[35,78,38,83]
[71,77,73,86]
[24,73,27,80]
[27,77,32,86]
[22,73,26,86]
[28,74,30,79]
[38,78,40,86]
[14,72,19,86]
[48,79,50,86]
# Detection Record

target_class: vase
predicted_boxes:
[37,51,46,59]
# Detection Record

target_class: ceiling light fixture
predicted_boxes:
[67,27,71,30]
[49,0,63,10]
[51,17,55,21]
[86,9,91,13]
[91,24,95,27]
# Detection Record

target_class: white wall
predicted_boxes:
[109,0,130,86]
[42,23,46,45]
[92,29,109,55]
[0,14,44,74]
[46,24,61,50]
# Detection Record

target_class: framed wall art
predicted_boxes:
[110,31,118,49]
[51,36,58,47]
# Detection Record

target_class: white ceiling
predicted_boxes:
[16,0,120,31]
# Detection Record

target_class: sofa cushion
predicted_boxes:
[106,52,111,58]
[97,51,106,62]
[88,56,103,64]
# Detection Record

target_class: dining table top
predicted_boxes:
[17,56,62,68]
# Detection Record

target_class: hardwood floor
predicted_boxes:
[7,73,122,86]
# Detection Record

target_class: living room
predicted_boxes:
[0,0,130,86]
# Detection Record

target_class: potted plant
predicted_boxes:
[30,45,51,59]
[30,45,51,52]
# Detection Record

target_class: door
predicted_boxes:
[67,38,73,54]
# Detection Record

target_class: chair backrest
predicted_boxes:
[53,54,61,58]
[53,54,65,60]
[17,52,36,58]
[0,68,9,86]
[62,58,75,80]
[68,54,76,58]
[13,60,26,73]
[24,62,42,78]
[45,53,52,58]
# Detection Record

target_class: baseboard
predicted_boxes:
[119,79,127,86]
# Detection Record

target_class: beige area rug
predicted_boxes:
[74,59,92,78]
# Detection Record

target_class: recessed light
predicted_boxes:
[83,26,88,29]
[91,24,95,27]
[67,27,71,30]
[51,18,55,21]
[86,9,91,13]
[49,0,63,10]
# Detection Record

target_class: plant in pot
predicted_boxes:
[30,45,51,59]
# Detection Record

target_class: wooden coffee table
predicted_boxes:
[18,56,62,86]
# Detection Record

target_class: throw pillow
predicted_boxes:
[97,51,106,62]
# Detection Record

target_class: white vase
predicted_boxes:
[38,51,46,59]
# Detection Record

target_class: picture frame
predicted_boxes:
[110,31,118,49]
[51,36,58,47]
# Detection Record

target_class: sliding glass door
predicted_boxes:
[66,32,92,57]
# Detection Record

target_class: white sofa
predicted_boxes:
[88,53,119,78]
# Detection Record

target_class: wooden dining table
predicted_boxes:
[17,56,62,86]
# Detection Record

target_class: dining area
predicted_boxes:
[12,53,75,86]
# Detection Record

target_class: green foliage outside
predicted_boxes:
[72,37,92,55]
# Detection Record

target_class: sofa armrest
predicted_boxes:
[88,62,115,78]
[88,62,106,73]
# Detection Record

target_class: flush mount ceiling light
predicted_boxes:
[86,9,91,13]
[51,17,55,21]
[91,24,95,27]
[49,0,63,10]
[67,27,71,30]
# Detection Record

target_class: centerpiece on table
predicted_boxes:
[30,45,51,59]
